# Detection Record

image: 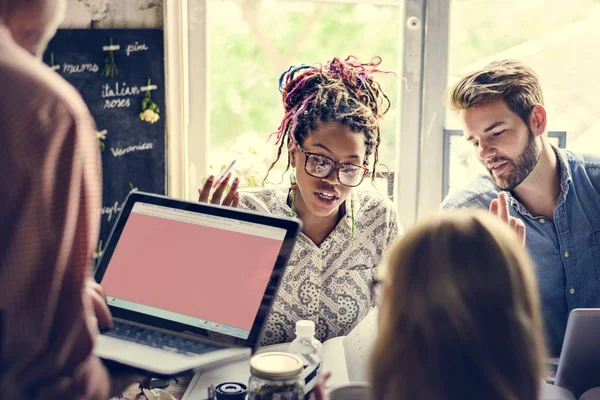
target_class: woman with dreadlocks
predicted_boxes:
[198,56,401,346]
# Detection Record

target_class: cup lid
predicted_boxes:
[250,352,304,380]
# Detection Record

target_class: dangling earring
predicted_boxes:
[289,169,298,217]
[350,196,356,240]
[344,193,356,240]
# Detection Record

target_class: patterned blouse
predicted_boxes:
[239,187,400,346]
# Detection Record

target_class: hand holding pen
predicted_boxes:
[198,160,240,207]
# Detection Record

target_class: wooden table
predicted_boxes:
[121,376,192,399]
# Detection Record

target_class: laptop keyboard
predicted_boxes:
[104,320,221,356]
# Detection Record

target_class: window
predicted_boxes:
[188,0,404,195]
[176,0,599,223]
[445,0,600,195]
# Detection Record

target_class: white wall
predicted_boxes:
[61,0,163,29]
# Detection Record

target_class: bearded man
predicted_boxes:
[442,59,600,357]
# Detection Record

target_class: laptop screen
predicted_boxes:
[100,201,287,340]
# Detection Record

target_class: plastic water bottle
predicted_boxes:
[287,320,323,394]
[287,320,323,358]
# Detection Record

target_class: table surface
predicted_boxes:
[122,376,192,399]
[116,357,562,399]
[181,344,291,400]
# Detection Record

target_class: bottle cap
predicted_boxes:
[250,352,304,380]
[295,320,315,337]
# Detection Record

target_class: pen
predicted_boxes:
[212,159,237,188]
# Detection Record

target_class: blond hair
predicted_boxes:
[370,210,546,400]
[446,59,544,126]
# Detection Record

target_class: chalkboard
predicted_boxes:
[43,29,166,259]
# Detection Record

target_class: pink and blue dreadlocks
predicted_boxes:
[267,56,392,181]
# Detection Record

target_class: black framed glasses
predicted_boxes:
[296,145,368,187]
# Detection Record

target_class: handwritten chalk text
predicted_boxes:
[101,82,141,109]
[102,82,141,98]
[110,142,154,157]
[104,98,131,109]
[126,42,149,56]
[101,201,124,222]
[63,63,99,74]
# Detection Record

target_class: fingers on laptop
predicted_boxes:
[490,192,526,247]
[86,281,113,329]
[198,175,239,207]
[87,279,107,301]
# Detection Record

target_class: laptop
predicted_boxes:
[555,308,600,397]
[93,191,301,377]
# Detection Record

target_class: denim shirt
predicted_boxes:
[441,147,600,356]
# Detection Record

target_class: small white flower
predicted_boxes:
[96,129,107,140]
[140,109,159,123]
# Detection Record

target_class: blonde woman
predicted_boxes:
[369,210,546,400]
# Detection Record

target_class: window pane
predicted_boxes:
[445,0,600,193]
[207,0,403,188]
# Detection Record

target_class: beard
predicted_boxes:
[487,128,541,190]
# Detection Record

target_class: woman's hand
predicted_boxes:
[198,173,240,207]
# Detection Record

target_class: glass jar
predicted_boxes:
[248,352,305,400]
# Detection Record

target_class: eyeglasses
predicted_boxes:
[296,145,368,187]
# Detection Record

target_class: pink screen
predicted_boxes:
[101,212,283,330]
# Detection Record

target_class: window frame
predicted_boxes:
[165,0,450,228]
[396,0,450,228]
[164,0,191,200]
